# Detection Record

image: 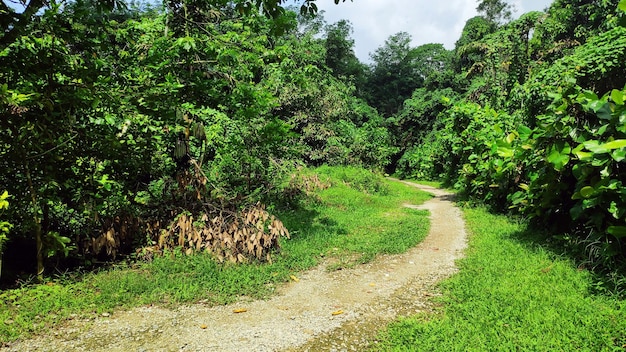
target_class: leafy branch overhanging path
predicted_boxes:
[4,181,467,352]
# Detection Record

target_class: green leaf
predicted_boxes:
[570,204,584,219]
[573,144,593,161]
[0,191,9,209]
[583,140,610,154]
[517,125,532,140]
[582,197,601,209]
[506,133,516,144]
[104,114,116,125]
[572,164,587,179]
[602,139,626,150]
[607,226,626,238]
[579,186,595,198]
[496,145,513,158]
[619,0,626,12]
[611,89,624,105]
[596,103,613,120]
[612,149,626,162]
[546,142,571,170]
[608,201,621,219]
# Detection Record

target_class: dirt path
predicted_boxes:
[3,181,467,352]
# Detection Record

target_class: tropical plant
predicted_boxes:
[0,191,11,254]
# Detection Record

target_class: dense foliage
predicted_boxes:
[3,0,626,283]
[397,0,626,270]
[0,0,393,282]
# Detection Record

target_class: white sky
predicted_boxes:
[310,0,554,63]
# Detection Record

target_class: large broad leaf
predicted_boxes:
[506,133,516,144]
[619,0,626,12]
[602,139,626,150]
[583,140,609,154]
[517,125,532,140]
[546,142,571,171]
[595,103,613,120]
[579,186,595,199]
[573,144,593,161]
[497,146,513,158]
[611,89,624,105]
[612,149,626,162]
[607,226,626,238]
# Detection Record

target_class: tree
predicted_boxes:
[365,32,423,116]
[0,0,350,49]
[1,1,293,277]
[0,0,127,47]
[476,0,513,25]
[324,19,365,83]
[1,0,395,279]
[411,43,455,89]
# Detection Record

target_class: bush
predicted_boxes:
[315,165,389,195]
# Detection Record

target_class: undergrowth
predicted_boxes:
[0,166,430,343]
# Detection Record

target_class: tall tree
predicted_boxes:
[476,0,513,25]
[324,19,364,83]
[365,32,423,116]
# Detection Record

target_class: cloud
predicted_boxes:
[312,0,554,63]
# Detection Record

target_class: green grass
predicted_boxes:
[0,166,431,343]
[378,206,626,351]
[281,166,432,270]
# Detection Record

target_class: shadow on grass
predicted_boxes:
[277,204,347,243]
[490,212,626,298]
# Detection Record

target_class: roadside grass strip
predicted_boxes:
[378,207,626,351]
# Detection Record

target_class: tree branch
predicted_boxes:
[0,0,45,47]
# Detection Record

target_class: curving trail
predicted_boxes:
[3,181,467,352]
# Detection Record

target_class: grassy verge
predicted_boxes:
[378,206,626,351]
[0,166,430,343]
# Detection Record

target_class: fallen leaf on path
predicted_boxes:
[200,324,208,329]
[233,308,248,313]
[290,275,300,282]
[331,310,344,316]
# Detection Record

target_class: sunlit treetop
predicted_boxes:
[0,0,350,47]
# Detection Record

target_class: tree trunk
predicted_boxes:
[25,161,44,283]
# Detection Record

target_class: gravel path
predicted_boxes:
[3,181,467,352]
